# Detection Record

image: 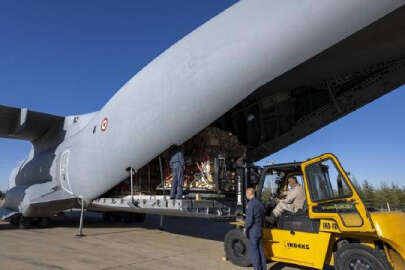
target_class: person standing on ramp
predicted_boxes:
[245,187,267,270]
[169,145,185,200]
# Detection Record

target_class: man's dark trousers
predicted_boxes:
[170,165,184,199]
[248,234,266,270]
[245,197,266,270]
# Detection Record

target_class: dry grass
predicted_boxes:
[0,199,4,207]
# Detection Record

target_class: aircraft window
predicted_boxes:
[305,159,352,202]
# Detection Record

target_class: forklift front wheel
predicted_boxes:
[335,243,393,270]
[224,229,251,267]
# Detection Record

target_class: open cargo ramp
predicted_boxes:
[89,195,238,219]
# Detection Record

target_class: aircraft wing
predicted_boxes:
[0,105,64,142]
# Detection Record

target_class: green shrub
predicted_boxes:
[356,180,405,211]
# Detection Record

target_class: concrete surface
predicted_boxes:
[0,212,330,270]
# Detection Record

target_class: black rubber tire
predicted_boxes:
[133,213,146,223]
[10,216,20,226]
[224,229,251,267]
[19,217,31,229]
[335,243,393,270]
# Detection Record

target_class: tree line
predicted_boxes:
[0,190,4,200]
[353,179,405,211]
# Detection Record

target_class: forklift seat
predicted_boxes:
[277,210,320,233]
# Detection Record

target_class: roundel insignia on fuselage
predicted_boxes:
[101,117,108,132]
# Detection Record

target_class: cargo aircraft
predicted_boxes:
[1,0,405,226]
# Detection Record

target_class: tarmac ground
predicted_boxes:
[0,212,332,270]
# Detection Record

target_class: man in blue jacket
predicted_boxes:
[245,187,267,270]
[169,145,185,199]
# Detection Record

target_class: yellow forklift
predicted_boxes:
[224,153,405,270]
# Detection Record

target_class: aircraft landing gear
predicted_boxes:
[9,216,52,229]
[10,215,20,226]
[76,198,86,237]
[19,216,32,229]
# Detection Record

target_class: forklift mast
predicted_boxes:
[236,164,262,216]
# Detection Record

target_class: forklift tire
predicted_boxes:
[224,229,251,267]
[133,213,146,223]
[335,243,393,270]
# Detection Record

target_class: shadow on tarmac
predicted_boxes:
[0,211,335,269]
[269,262,333,270]
[0,211,234,242]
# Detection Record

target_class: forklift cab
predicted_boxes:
[225,153,395,270]
[257,154,373,232]
[257,162,317,232]
[257,161,304,211]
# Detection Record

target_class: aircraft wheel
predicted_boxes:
[335,243,393,270]
[133,213,146,223]
[224,229,251,267]
[10,216,20,226]
[19,216,31,229]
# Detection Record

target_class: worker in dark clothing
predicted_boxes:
[169,145,185,200]
[245,187,267,270]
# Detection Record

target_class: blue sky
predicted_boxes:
[0,1,404,191]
